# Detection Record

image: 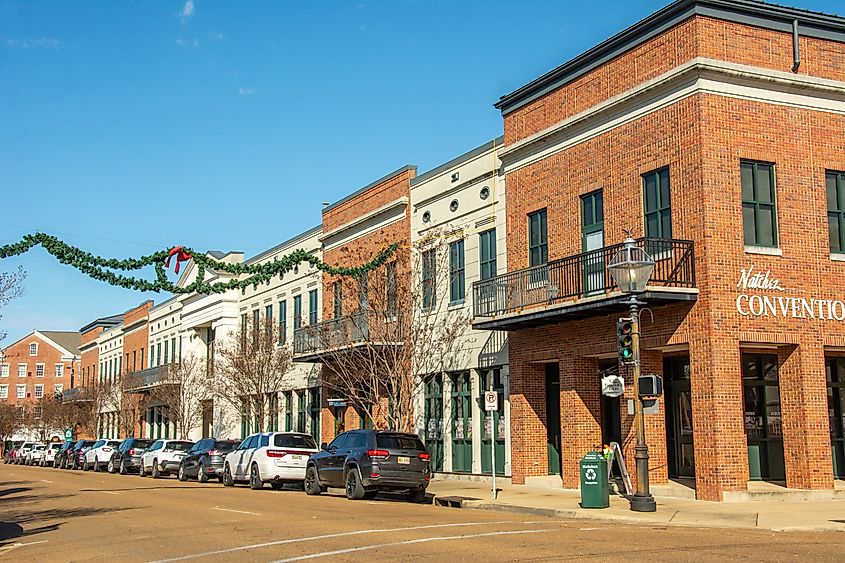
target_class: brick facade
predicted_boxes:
[1,331,79,407]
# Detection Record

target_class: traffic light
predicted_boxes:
[617,318,634,364]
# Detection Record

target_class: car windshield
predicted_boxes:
[93,440,105,448]
[273,434,317,449]
[133,440,153,449]
[375,434,426,451]
[165,442,192,451]
[216,441,239,453]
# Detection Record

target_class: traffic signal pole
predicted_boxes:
[629,297,657,512]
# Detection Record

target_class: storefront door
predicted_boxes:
[480,369,506,475]
[742,354,785,481]
[826,357,845,479]
[424,375,444,472]
[664,356,695,478]
[545,363,562,475]
[450,372,472,472]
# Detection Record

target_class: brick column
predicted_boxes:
[779,340,833,490]
[559,354,602,489]
[508,356,547,484]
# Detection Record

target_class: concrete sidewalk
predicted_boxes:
[426,479,845,532]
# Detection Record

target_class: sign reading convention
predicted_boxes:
[736,265,845,320]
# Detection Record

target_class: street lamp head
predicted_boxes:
[608,237,655,294]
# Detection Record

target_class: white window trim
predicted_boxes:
[29,343,38,356]
[55,364,64,377]
[16,384,26,399]
[35,363,45,377]
[0,364,8,378]
[17,364,26,378]
[0,384,7,399]
[34,384,44,399]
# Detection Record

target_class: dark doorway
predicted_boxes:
[826,357,845,479]
[545,363,562,475]
[664,356,695,478]
[742,354,785,481]
[599,361,621,447]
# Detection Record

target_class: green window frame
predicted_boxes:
[449,239,465,304]
[278,300,287,344]
[422,248,436,311]
[309,289,318,325]
[479,228,497,281]
[826,171,845,254]
[308,387,321,442]
[643,167,671,239]
[528,209,548,266]
[741,160,778,248]
[293,295,302,330]
[284,390,293,431]
[333,281,343,319]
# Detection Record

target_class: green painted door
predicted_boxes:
[545,363,562,475]
[826,358,845,479]
[480,369,506,475]
[451,372,472,473]
[742,354,785,481]
[424,375,444,472]
[581,190,604,296]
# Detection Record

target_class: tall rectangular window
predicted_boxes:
[0,365,8,378]
[333,281,343,319]
[741,161,778,248]
[17,364,25,377]
[358,272,368,310]
[827,171,845,254]
[163,340,169,364]
[265,305,274,339]
[171,337,177,362]
[422,248,436,311]
[386,262,397,315]
[156,343,162,367]
[293,295,302,329]
[35,364,44,378]
[278,300,287,343]
[643,167,671,239]
[16,384,25,399]
[449,239,465,304]
[0,385,7,399]
[55,364,64,377]
[253,309,261,340]
[34,384,43,399]
[528,209,548,266]
[309,290,318,325]
[284,390,293,431]
[479,229,497,280]
[140,348,145,371]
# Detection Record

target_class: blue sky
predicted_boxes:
[0,0,842,346]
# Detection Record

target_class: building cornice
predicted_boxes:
[319,197,408,248]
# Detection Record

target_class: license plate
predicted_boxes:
[290,454,304,461]
[398,456,410,465]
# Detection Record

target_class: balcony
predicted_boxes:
[293,310,404,363]
[472,238,696,330]
[123,365,177,393]
[61,386,92,403]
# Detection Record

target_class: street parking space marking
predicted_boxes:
[40,479,53,483]
[211,507,262,516]
[0,540,49,556]
[148,520,519,563]
[268,529,552,562]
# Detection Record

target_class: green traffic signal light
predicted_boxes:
[617,318,634,363]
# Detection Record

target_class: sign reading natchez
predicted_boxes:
[735,265,845,320]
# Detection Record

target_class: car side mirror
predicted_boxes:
[320,442,328,451]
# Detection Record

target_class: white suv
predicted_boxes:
[222,432,318,490]
[26,444,46,465]
[43,443,62,466]
[139,439,193,478]
[14,442,39,464]
[83,439,122,472]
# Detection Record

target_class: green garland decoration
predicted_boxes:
[0,232,398,295]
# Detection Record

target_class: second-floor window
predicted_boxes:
[333,281,343,319]
[480,229,497,280]
[528,209,548,266]
[358,272,368,311]
[827,170,845,254]
[309,290,318,325]
[156,343,162,367]
[422,248,436,311]
[0,385,7,399]
[449,239,465,304]
[265,305,273,338]
[16,384,25,399]
[34,384,43,399]
[293,295,302,330]
[278,300,287,343]
[643,167,671,239]
[35,364,44,378]
[17,364,25,377]
[0,364,8,378]
[741,160,778,248]
[55,364,64,377]
[386,262,397,315]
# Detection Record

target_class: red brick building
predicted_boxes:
[473,0,845,500]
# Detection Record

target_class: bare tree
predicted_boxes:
[27,395,64,441]
[304,231,470,432]
[0,266,25,344]
[0,402,23,452]
[214,319,292,434]
[143,355,207,440]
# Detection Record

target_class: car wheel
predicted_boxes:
[151,460,161,479]
[107,459,115,474]
[249,464,263,490]
[83,459,89,471]
[139,463,146,477]
[197,462,209,484]
[345,467,365,500]
[223,464,234,487]
[120,460,128,475]
[271,482,284,491]
[304,466,322,496]
[406,489,427,503]
[178,464,187,482]
[93,457,100,472]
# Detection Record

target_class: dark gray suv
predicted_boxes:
[304,430,430,502]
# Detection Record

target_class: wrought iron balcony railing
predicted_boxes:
[61,386,91,403]
[473,238,695,319]
[293,310,404,358]
[123,365,176,393]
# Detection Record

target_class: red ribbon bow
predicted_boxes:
[165,246,192,274]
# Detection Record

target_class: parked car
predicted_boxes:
[42,442,62,467]
[54,441,76,468]
[222,432,318,490]
[108,438,153,474]
[304,430,430,502]
[26,444,47,465]
[69,440,96,470]
[3,441,23,463]
[178,438,240,483]
[139,440,193,478]
[14,442,39,465]
[83,439,122,471]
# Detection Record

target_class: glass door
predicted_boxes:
[424,375,444,472]
[450,372,472,473]
[826,358,845,479]
[664,356,695,478]
[581,190,604,296]
[545,363,561,475]
[742,354,785,481]
[480,369,506,475]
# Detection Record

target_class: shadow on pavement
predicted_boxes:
[78,486,206,492]
[0,505,137,546]
[0,487,31,498]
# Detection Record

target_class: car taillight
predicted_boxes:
[207,449,220,456]
[266,449,290,458]
[419,452,431,462]
[367,449,390,460]
[128,448,135,455]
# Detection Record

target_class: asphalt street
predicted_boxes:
[1,464,844,562]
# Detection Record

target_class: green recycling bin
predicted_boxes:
[580,451,609,509]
